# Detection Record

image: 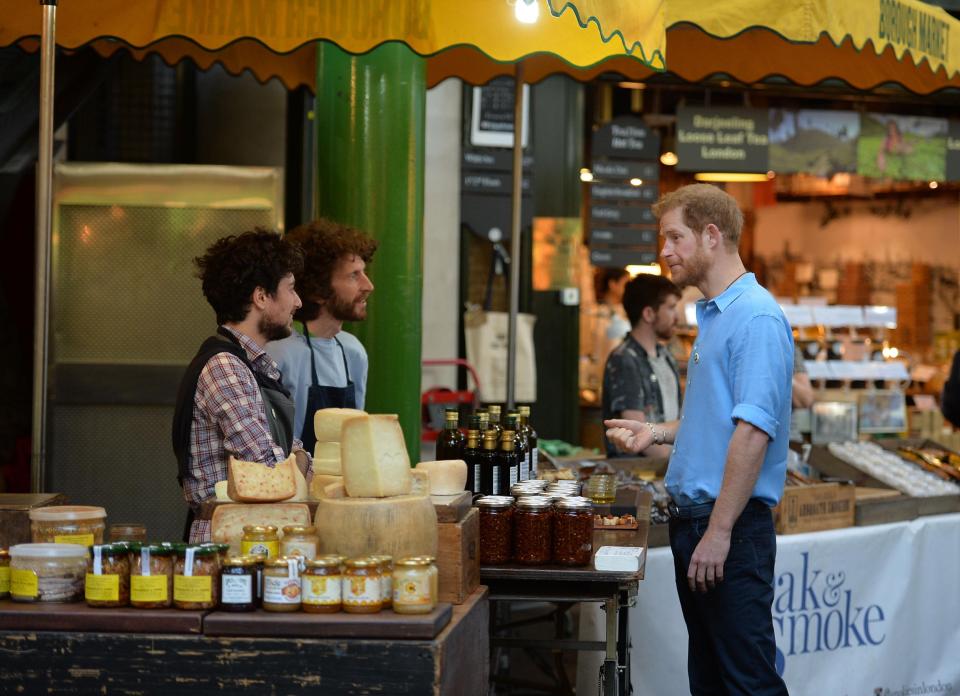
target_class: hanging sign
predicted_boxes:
[677,106,770,172]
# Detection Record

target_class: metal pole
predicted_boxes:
[32,0,57,493]
[506,64,524,411]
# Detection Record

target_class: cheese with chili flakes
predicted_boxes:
[211,503,311,554]
[227,453,297,502]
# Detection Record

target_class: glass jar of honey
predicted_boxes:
[392,557,437,615]
[301,557,342,614]
[280,526,319,562]
[241,525,279,559]
[369,555,394,609]
[262,557,302,612]
[342,558,382,614]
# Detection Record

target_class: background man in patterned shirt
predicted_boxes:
[172,229,314,542]
[601,273,681,458]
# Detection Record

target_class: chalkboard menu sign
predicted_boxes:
[587,116,660,268]
[470,77,530,148]
[676,107,770,173]
[460,148,533,242]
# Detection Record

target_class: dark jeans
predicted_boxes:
[668,501,788,696]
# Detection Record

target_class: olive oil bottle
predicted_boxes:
[435,408,465,461]
[463,416,482,494]
[478,430,501,496]
[498,423,521,492]
[519,406,538,480]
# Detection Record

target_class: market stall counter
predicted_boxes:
[480,489,650,696]
[0,587,488,695]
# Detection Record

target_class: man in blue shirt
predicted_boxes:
[606,184,792,695]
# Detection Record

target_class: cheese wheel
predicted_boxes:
[227,454,297,502]
[313,494,438,559]
[211,503,311,555]
[314,408,366,443]
[214,481,233,502]
[314,457,342,476]
[410,469,431,496]
[314,441,341,460]
[416,460,468,495]
[308,474,343,500]
[341,414,412,498]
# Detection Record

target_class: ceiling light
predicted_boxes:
[660,151,678,166]
[929,181,939,189]
[630,178,643,187]
[579,168,594,182]
[626,264,662,277]
[514,0,539,24]
[694,172,771,183]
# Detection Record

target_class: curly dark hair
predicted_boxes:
[622,274,681,328]
[194,229,304,325]
[285,218,379,322]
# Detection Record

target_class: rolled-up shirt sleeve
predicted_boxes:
[729,314,792,439]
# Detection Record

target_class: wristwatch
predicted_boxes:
[645,422,664,445]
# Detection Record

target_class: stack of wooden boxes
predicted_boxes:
[894,263,932,350]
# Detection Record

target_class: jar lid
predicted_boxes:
[200,542,231,553]
[10,543,89,559]
[477,496,514,508]
[223,556,257,567]
[395,557,431,568]
[127,543,173,555]
[516,496,553,509]
[281,525,316,535]
[93,542,130,555]
[369,554,393,564]
[404,555,436,565]
[29,505,106,522]
[170,544,219,557]
[345,557,379,568]
[305,557,341,569]
[316,554,345,565]
[265,556,301,568]
[242,525,277,534]
[554,497,594,510]
[109,522,146,532]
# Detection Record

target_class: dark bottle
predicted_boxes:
[478,430,501,496]
[503,411,529,483]
[498,425,521,492]
[435,408,465,461]
[463,416,482,494]
[487,404,503,441]
[519,406,539,480]
[475,408,490,434]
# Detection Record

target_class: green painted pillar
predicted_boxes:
[314,42,425,463]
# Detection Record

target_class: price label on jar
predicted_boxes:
[263,576,301,604]
[394,577,432,606]
[241,540,279,558]
[54,534,94,547]
[10,569,38,598]
[344,575,381,606]
[85,574,120,602]
[131,575,168,603]
[303,575,341,605]
[174,575,212,603]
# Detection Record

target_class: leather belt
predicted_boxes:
[668,498,770,520]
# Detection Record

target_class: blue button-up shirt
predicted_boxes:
[665,273,793,507]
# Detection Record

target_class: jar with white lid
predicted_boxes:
[30,506,106,547]
[10,543,88,603]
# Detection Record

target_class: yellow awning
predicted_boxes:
[666,0,960,93]
[1,0,666,89]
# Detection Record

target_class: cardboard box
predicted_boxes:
[774,483,855,534]
[436,507,479,604]
[0,493,68,548]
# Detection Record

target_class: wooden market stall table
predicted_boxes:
[0,587,488,694]
[480,511,649,696]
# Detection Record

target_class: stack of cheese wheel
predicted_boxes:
[210,453,311,554]
[313,413,438,560]
[309,408,366,499]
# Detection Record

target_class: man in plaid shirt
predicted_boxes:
[172,230,314,542]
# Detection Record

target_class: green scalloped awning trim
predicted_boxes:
[547,0,666,70]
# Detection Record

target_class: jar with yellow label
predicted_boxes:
[86,543,130,608]
[29,506,106,547]
[241,525,279,559]
[412,555,440,602]
[9,543,87,603]
[369,555,394,609]
[301,557,342,614]
[342,558,382,614]
[392,557,438,614]
[173,544,220,610]
[279,526,319,562]
[128,543,174,609]
[221,556,258,612]
[0,549,10,599]
[262,557,302,612]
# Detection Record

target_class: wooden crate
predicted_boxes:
[774,483,855,534]
[0,494,68,548]
[436,507,479,605]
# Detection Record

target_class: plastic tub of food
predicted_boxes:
[10,543,88,603]
[30,506,107,546]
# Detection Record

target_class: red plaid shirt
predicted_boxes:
[183,326,309,542]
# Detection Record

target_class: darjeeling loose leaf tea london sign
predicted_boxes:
[676,107,770,173]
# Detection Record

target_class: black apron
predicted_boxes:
[172,327,296,540]
[298,325,357,454]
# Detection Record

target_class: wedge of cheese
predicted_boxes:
[415,460,468,495]
[227,454,297,502]
[308,474,343,500]
[211,503,311,555]
[341,414,412,498]
[214,480,233,502]
[314,408,366,443]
